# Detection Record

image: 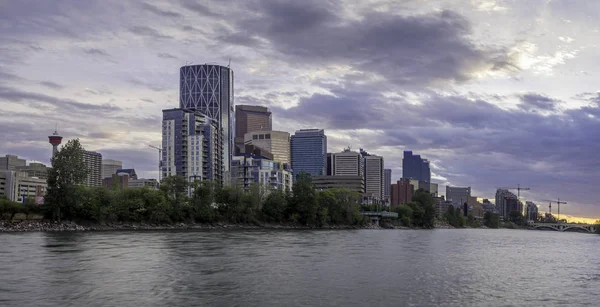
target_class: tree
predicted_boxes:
[45,139,88,221]
[412,189,436,228]
[289,172,317,225]
[159,175,190,221]
[509,210,526,226]
[393,204,413,226]
[190,180,217,223]
[262,190,287,223]
[484,212,500,228]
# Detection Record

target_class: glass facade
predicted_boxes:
[290,129,327,180]
[402,150,431,183]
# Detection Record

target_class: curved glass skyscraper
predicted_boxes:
[180,64,234,176]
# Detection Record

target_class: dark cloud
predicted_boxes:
[224,2,515,87]
[84,48,112,57]
[157,52,178,59]
[39,81,64,90]
[518,93,560,111]
[129,25,173,39]
[0,85,121,113]
[179,0,220,17]
[141,2,182,18]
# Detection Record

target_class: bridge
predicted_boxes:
[530,223,597,233]
[360,211,398,226]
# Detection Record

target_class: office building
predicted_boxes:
[129,178,159,190]
[83,150,102,187]
[526,201,539,221]
[446,186,471,206]
[161,108,223,184]
[0,170,47,203]
[244,130,291,165]
[384,169,392,202]
[0,155,26,171]
[14,163,49,180]
[391,179,414,207]
[495,189,519,218]
[332,149,363,176]
[230,154,293,192]
[290,129,327,179]
[326,153,333,176]
[364,155,384,200]
[313,175,364,193]
[482,199,496,213]
[116,169,138,180]
[179,64,233,177]
[402,150,431,183]
[102,159,123,179]
[235,105,271,151]
[102,173,129,189]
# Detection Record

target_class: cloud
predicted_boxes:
[127,78,169,92]
[0,85,121,113]
[179,0,220,17]
[140,2,182,18]
[83,48,112,57]
[157,52,178,59]
[129,25,173,39]
[39,81,64,90]
[518,93,560,112]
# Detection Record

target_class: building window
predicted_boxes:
[253,135,258,140]
[259,134,265,139]
[265,134,271,139]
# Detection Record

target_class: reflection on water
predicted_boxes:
[1,229,599,307]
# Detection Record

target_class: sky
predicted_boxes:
[1,0,599,220]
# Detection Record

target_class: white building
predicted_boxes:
[332,149,363,176]
[161,108,223,184]
[129,178,159,190]
[364,155,384,200]
[102,159,122,179]
[231,155,293,193]
[244,130,291,165]
[83,150,102,187]
[0,170,47,204]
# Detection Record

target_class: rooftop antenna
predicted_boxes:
[228,58,231,68]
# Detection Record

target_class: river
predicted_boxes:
[0,229,598,307]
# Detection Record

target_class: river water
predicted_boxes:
[0,229,598,307]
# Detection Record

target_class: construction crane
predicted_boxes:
[148,145,163,182]
[497,184,531,216]
[542,199,567,223]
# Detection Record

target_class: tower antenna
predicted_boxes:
[228,58,231,68]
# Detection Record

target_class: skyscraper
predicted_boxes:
[0,155,26,171]
[496,189,519,218]
[332,149,362,176]
[235,105,272,151]
[83,150,102,187]
[179,64,233,177]
[384,169,392,202]
[364,155,384,200]
[402,150,431,183]
[290,129,327,179]
[243,131,290,165]
[161,108,222,183]
[102,159,123,179]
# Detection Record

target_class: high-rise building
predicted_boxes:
[495,189,518,218]
[313,175,364,193]
[83,150,102,187]
[15,163,49,180]
[482,199,496,213]
[332,149,362,176]
[231,154,293,193]
[102,159,123,179]
[161,108,223,184]
[391,179,414,207]
[446,186,471,206]
[384,169,392,201]
[244,131,290,165]
[526,201,539,221]
[402,150,431,183]
[290,129,327,179]
[364,155,384,200]
[235,105,271,151]
[326,153,333,176]
[0,155,26,171]
[179,64,233,178]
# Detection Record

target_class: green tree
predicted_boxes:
[483,212,500,228]
[509,210,526,226]
[261,190,288,223]
[412,189,435,228]
[393,204,413,226]
[190,180,218,223]
[289,172,317,225]
[159,175,189,221]
[45,139,88,221]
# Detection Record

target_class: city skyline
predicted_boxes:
[1,0,599,219]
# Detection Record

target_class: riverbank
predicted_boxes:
[0,220,384,233]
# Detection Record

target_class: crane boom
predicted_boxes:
[541,198,568,222]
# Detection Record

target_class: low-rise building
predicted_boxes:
[102,173,129,189]
[391,179,414,207]
[15,162,49,180]
[0,170,47,204]
[231,154,293,193]
[313,175,364,193]
[129,178,159,190]
[482,199,496,214]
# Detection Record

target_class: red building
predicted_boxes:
[391,179,414,207]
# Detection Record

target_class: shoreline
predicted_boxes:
[0,220,387,233]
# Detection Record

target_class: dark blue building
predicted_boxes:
[402,150,431,183]
[290,129,327,180]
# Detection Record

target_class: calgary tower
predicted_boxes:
[48,129,63,159]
